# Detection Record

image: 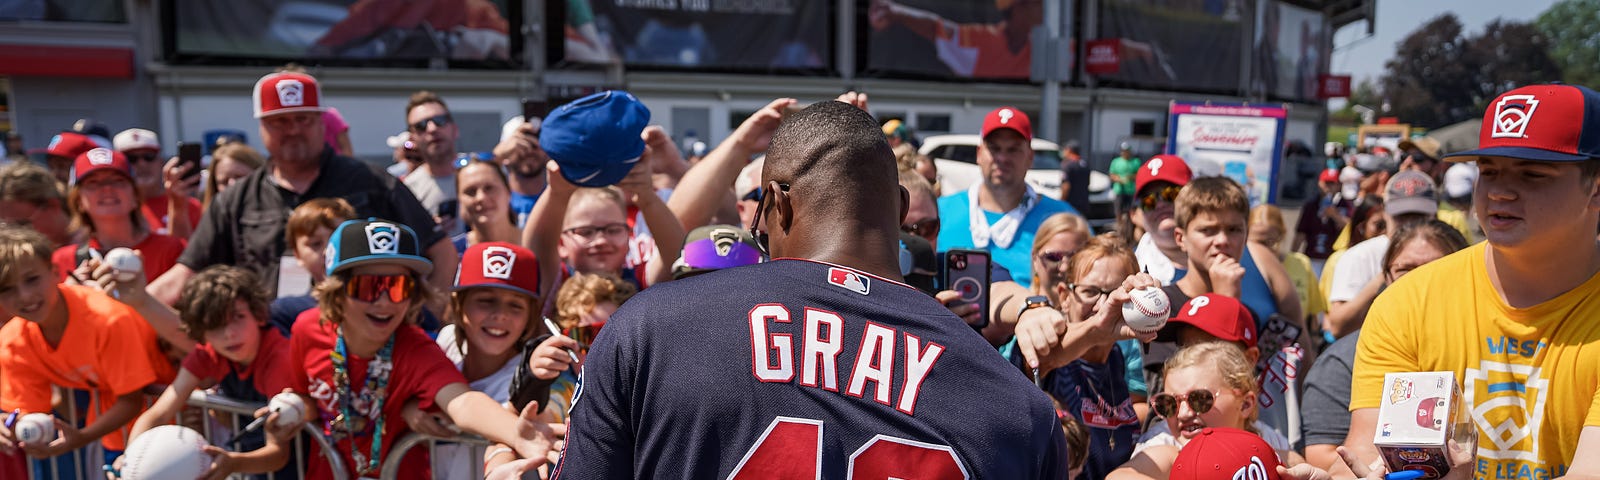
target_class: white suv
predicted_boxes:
[919,134,1113,223]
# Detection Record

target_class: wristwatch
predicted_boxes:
[1017,295,1053,321]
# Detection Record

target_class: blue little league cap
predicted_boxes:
[325,218,434,277]
[540,90,651,187]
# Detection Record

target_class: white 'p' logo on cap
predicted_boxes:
[998,109,1014,124]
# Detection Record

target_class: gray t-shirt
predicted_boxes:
[1301,330,1361,446]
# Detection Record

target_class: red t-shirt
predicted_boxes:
[182,326,296,399]
[52,234,187,283]
[0,285,177,451]
[142,196,203,237]
[290,308,466,480]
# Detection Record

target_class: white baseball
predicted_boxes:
[120,425,211,480]
[105,247,142,282]
[1121,287,1171,333]
[13,413,55,445]
[268,392,305,427]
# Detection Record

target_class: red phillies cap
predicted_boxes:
[1134,154,1194,195]
[253,72,326,119]
[1170,428,1283,480]
[71,147,133,186]
[455,241,539,298]
[981,107,1032,140]
[1162,293,1256,344]
[1445,84,1600,162]
[47,132,98,159]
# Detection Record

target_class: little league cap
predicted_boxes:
[253,72,326,119]
[672,224,763,279]
[1159,293,1256,344]
[540,90,650,188]
[1445,84,1600,162]
[1384,170,1439,217]
[1169,427,1283,480]
[1135,154,1194,195]
[325,218,433,277]
[70,148,133,186]
[113,128,160,153]
[981,107,1032,140]
[47,132,98,159]
[455,242,539,297]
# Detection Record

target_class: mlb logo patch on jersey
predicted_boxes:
[827,267,870,295]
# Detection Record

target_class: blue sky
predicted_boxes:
[1330,0,1558,87]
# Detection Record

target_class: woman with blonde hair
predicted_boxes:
[1030,212,1092,303]
[1249,204,1326,346]
[1109,341,1295,479]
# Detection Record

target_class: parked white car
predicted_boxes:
[919,134,1114,223]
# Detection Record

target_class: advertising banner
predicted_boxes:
[1254,0,1330,102]
[171,0,517,63]
[1168,102,1288,206]
[1085,39,1120,75]
[1096,0,1243,93]
[1318,74,1352,99]
[862,0,1039,80]
[560,0,829,71]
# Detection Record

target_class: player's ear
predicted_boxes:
[770,180,794,232]
[897,186,910,224]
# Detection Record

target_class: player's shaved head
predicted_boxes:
[761,100,907,278]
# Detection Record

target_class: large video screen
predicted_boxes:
[557,0,830,71]
[861,0,1038,80]
[1096,0,1243,93]
[170,0,518,64]
[1255,1,1329,102]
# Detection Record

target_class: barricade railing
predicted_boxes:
[24,387,105,480]
[185,390,349,480]
[379,431,493,480]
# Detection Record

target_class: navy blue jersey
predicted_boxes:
[556,259,1069,479]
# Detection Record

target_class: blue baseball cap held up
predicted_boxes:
[540,90,651,187]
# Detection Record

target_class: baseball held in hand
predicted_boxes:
[268,392,306,427]
[1121,287,1170,333]
[14,413,55,444]
[119,425,212,480]
[105,247,142,282]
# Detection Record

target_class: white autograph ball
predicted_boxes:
[105,247,142,282]
[268,392,306,427]
[14,413,55,445]
[1121,287,1171,333]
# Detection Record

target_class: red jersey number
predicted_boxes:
[729,417,969,480]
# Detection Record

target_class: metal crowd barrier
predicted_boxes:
[380,431,492,480]
[186,390,348,480]
[24,387,105,480]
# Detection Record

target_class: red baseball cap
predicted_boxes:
[47,132,98,159]
[70,147,133,186]
[1445,84,1600,162]
[981,107,1032,140]
[455,242,539,298]
[253,72,326,119]
[1170,427,1283,480]
[1318,168,1340,183]
[1161,293,1256,344]
[1134,154,1193,195]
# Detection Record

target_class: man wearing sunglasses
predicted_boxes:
[935,106,1076,290]
[113,128,202,240]
[401,91,465,236]
[562,100,1069,478]
[149,72,456,316]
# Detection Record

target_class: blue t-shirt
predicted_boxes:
[936,191,1077,290]
[510,191,539,228]
[1017,347,1139,480]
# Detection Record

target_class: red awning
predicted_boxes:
[0,45,133,78]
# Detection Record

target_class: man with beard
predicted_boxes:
[493,115,549,227]
[147,72,456,312]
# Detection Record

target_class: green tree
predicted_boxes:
[1380,14,1561,129]
[1536,0,1600,87]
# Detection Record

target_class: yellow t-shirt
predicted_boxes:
[1284,251,1326,316]
[1319,249,1345,307]
[1352,243,1600,477]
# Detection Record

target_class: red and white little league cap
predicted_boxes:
[1134,154,1194,195]
[981,106,1032,140]
[71,148,133,186]
[1169,427,1283,480]
[113,128,160,153]
[253,72,325,119]
[1161,293,1256,344]
[46,132,98,159]
[455,241,540,298]
[1445,84,1600,162]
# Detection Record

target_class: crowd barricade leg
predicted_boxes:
[183,390,348,480]
[379,432,492,480]
[27,388,105,480]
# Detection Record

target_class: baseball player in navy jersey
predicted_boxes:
[556,100,1070,478]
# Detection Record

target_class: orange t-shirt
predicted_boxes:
[957,23,1030,79]
[0,285,177,451]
